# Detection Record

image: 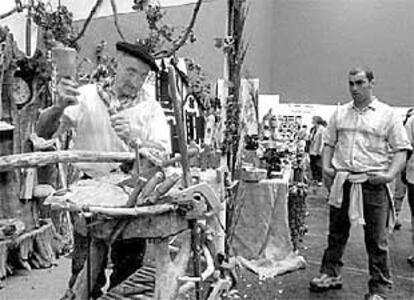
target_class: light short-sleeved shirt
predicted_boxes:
[324,97,412,173]
[309,125,325,156]
[63,84,171,177]
[405,114,414,184]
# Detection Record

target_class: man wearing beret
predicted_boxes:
[36,42,171,297]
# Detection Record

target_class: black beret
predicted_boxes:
[116,42,158,72]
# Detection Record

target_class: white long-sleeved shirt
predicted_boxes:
[63,84,171,177]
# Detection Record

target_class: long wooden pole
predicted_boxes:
[168,66,191,188]
[168,65,202,300]
[0,150,135,172]
[0,148,200,173]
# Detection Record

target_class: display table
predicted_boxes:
[231,167,306,279]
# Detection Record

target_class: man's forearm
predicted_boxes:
[35,106,64,139]
[322,144,335,171]
[388,150,407,178]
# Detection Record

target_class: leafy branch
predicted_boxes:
[32,2,78,49]
[0,5,28,20]
[71,0,103,44]
[71,0,125,43]
[151,0,203,58]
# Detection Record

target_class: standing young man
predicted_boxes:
[309,67,412,300]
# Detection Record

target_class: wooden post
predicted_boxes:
[0,126,19,221]
[168,66,191,187]
[168,65,202,300]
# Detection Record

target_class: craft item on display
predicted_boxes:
[51,46,77,79]
[10,76,31,107]
[241,167,267,182]
[270,116,278,128]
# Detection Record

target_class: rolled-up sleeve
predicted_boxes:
[387,112,412,152]
[324,110,338,147]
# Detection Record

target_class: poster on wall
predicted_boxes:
[258,94,280,123]
[240,78,259,136]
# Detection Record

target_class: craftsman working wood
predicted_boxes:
[35,41,171,299]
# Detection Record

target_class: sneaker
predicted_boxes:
[309,273,342,292]
[364,293,385,300]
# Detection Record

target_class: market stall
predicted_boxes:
[231,167,306,279]
[228,106,308,279]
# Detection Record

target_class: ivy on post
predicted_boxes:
[222,0,249,180]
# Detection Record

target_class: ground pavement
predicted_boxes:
[1,185,414,300]
[235,185,414,300]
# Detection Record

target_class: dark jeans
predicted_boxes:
[69,230,146,297]
[320,181,392,298]
[310,154,322,182]
[408,182,414,245]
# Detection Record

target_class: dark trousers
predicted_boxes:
[69,230,146,297]
[407,183,414,245]
[309,154,322,182]
[320,181,392,298]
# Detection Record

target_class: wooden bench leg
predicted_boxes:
[154,231,190,300]
[71,238,108,300]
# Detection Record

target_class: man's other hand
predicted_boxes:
[56,78,79,110]
[110,114,131,141]
[322,167,336,190]
[367,171,393,185]
[323,166,336,177]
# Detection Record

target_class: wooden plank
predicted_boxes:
[90,211,189,241]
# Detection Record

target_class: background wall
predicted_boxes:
[75,0,414,106]
[244,0,414,106]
